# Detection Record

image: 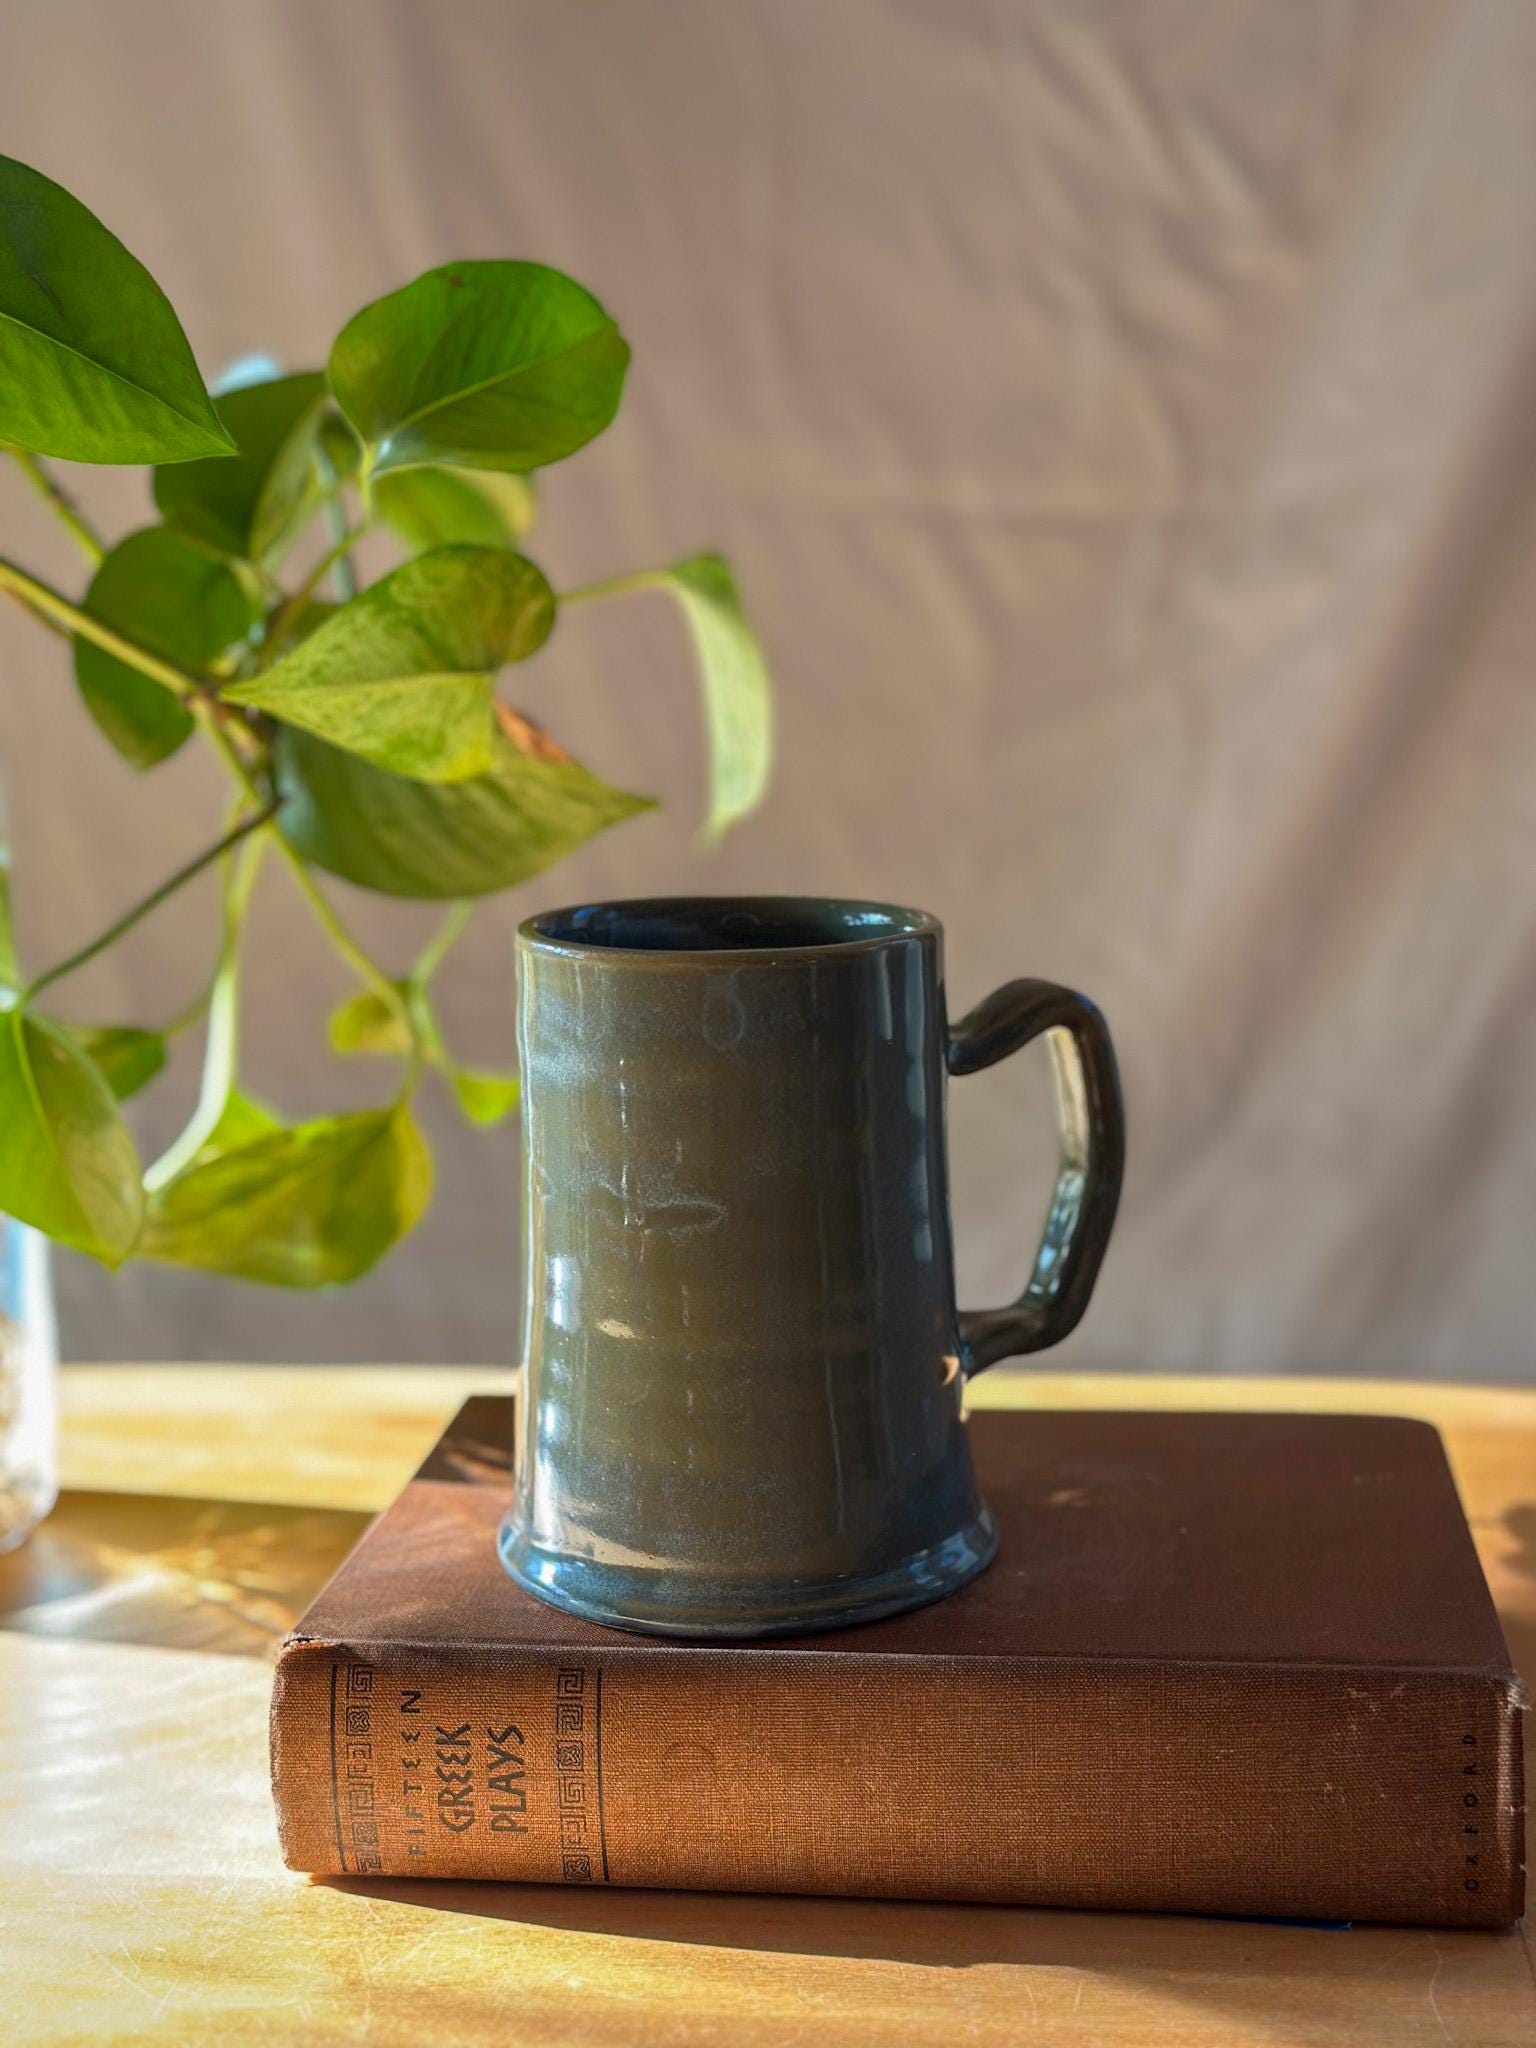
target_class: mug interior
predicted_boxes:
[526,897,931,954]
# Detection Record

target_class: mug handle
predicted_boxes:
[947,979,1125,1375]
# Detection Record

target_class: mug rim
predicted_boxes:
[519,895,941,961]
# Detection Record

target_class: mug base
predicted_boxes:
[497,1501,999,1639]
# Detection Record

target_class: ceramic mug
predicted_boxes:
[500,897,1124,1637]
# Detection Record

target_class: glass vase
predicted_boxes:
[0,1216,59,1551]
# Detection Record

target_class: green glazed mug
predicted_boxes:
[501,898,1124,1637]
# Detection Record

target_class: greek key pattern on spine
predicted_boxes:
[553,1665,608,1882]
[335,1660,382,1874]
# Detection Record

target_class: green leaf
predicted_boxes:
[657,554,774,838]
[462,469,537,540]
[225,546,554,783]
[74,527,258,768]
[142,1102,430,1287]
[448,1067,520,1127]
[276,717,654,899]
[67,1024,166,1102]
[269,595,338,647]
[153,371,328,563]
[374,466,536,553]
[0,1008,143,1262]
[329,261,628,476]
[193,1087,281,1163]
[328,984,411,1057]
[317,411,362,485]
[0,155,234,464]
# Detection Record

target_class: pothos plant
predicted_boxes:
[0,155,773,1287]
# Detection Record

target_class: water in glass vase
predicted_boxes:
[0,1218,58,1550]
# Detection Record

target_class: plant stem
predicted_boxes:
[10,452,105,566]
[561,569,670,607]
[4,590,72,643]
[194,699,262,794]
[195,704,415,1039]
[267,521,368,647]
[287,848,413,1031]
[0,556,200,699]
[144,832,266,1191]
[413,900,472,982]
[163,982,215,1040]
[23,802,277,1001]
[157,797,259,1041]
[319,492,358,603]
[309,432,359,602]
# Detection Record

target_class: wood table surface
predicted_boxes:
[2,1366,1531,2048]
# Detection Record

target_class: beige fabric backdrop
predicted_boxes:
[1,0,1533,1378]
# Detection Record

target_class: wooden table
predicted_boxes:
[1,1367,1531,2047]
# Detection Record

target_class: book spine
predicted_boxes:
[271,1636,1525,1927]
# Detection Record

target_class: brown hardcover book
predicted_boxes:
[271,1399,1525,1926]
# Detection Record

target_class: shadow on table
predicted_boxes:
[325,1869,1363,1962]
[321,1870,1530,2048]
[0,1489,368,1654]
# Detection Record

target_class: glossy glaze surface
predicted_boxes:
[502,897,1123,1636]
